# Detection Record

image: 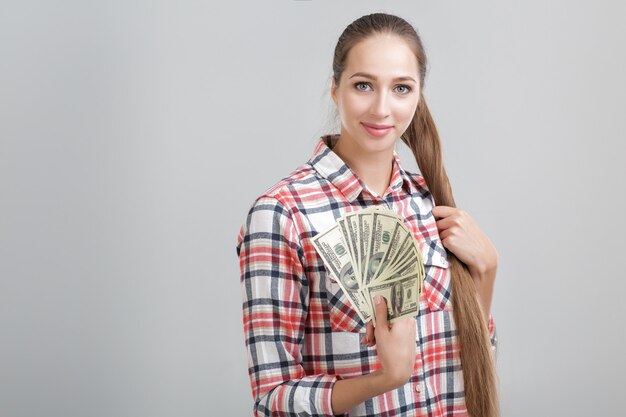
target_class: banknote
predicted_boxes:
[373,237,423,285]
[367,272,421,325]
[364,210,398,286]
[312,223,373,322]
[313,206,426,326]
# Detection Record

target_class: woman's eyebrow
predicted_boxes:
[349,72,416,83]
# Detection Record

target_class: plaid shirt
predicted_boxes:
[236,134,497,416]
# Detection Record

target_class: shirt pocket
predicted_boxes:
[420,238,453,312]
[322,271,366,333]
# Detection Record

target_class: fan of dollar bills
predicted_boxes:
[312,206,425,326]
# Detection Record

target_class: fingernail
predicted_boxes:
[375,295,382,304]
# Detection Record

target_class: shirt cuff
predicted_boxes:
[312,374,343,416]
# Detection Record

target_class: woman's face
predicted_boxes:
[331,33,421,154]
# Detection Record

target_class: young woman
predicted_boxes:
[236,13,500,417]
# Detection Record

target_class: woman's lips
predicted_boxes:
[361,122,393,137]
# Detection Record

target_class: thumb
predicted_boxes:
[431,205,454,219]
[373,295,389,329]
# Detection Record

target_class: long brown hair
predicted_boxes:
[331,13,499,417]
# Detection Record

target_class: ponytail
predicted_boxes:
[401,93,500,417]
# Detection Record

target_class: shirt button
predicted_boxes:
[415,383,422,393]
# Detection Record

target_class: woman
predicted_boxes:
[236,13,500,417]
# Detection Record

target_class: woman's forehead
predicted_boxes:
[343,35,419,80]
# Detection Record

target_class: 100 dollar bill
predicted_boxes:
[313,206,427,326]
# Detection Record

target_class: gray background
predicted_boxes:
[1,1,625,416]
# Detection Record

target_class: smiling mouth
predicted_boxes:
[362,122,393,129]
[361,122,393,137]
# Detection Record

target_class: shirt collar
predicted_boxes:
[307,134,419,202]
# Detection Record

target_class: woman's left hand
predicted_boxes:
[431,206,498,320]
[431,206,498,276]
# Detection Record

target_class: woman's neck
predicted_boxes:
[331,134,394,198]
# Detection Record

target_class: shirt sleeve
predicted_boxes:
[487,313,498,359]
[236,195,340,416]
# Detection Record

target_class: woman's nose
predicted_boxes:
[370,92,391,118]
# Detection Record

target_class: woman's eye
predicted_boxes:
[355,82,371,91]
[395,85,412,94]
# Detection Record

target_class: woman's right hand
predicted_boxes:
[330,296,417,413]
[362,295,417,390]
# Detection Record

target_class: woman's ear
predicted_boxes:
[331,78,338,106]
